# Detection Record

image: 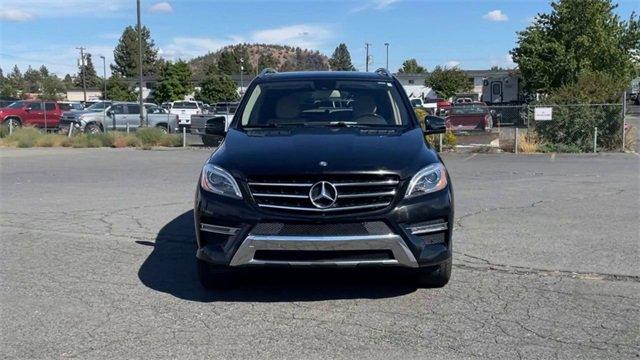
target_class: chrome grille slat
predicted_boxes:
[257,202,392,212]
[338,191,396,199]
[248,182,313,187]
[334,180,399,187]
[252,193,308,199]
[248,174,400,214]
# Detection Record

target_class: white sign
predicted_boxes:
[534,107,553,121]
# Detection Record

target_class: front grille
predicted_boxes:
[247,174,400,214]
[251,221,391,236]
[253,250,394,262]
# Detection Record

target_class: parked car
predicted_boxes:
[193,69,453,289]
[191,102,241,146]
[0,99,19,108]
[445,102,492,131]
[170,100,202,128]
[59,101,178,134]
[58,101,84,112]
[0,100,63,130]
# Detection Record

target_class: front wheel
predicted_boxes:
[413,258,451,288]
[197,259,238,289]
[85,123,101,134]
[4,118,21,129]
[156,125,168,134]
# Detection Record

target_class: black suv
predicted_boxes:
[194,69,453,288]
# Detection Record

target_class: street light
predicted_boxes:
[384,43,389,70]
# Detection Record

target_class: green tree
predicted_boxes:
[258,53,278,71]
[217,50,240,75]
[425,66,471,99]
[40,75,66,100]
[398,59,426,74]
[75,53,99,88]
[196,74,239,104]
[328,43,356,71]
[510,0,640,93]
[62,74,74,89]
[106,76,137,101]
[23,66,42,93]
[111,25,159,77]
[153,60,194,103]
[39,65,49,78]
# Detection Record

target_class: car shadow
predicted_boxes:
[138,210,418,303]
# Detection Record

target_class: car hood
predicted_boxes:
[211,127,439,180]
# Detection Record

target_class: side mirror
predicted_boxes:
[424,115,446,135]
[204,116,227,136]
[25,107,31,112]
[106,110,112,117]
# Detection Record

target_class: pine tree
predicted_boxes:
[398,59,426,74]
[23,66,42,93]
[75,53,99,88]
[258,53,278,71]
[111,25,159,77]
[329,43,356,71]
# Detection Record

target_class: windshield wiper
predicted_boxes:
[244,122,309,129]
[327,121,361,127]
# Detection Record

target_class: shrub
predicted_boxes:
[135,127,165,146]
[443,131,457,147]
[0,124,8,139]
[538,143,582,153]
[517,133,540,153]
[4,127,42,148]
[157,134,182,147]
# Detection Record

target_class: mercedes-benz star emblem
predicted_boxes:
[309,181,338,209]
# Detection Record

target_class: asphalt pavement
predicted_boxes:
[0,148,638,359]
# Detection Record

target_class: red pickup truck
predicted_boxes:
[445,102,492,132]
[0,100,63,129]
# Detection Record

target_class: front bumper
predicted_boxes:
[194,185,453,268]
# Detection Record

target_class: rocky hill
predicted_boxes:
[189,43,329,78]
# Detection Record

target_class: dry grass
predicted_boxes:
[517,133,540,153]
[624,125,637,152]
[0,127,182,149]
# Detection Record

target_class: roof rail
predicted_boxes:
[259,68,278,77]
[374,68,392,77]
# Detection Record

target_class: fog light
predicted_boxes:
[409,222,447,235]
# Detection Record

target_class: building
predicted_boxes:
[66,88,103,102]
[394,69,519,102]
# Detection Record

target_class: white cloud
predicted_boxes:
[0,0,129,18]
[445,60,460,68]
[251,24,331,49]
[374,0,400,9]
[150,2,173,13]
[483,10,508,22]
[0,9,35,22]
[352,0,400,13]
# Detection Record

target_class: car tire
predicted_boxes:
[414,257,451,288]
[156,125,168,134]
[4,117,21,128]
[202,136,221,147]
[197,258,237,289]
[85,123,101,134]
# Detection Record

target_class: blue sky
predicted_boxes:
[0,0,638,77]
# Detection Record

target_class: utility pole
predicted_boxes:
[240,58,244,97]
[100,55,107,131]
[76,46,87,103]
[384,43,389,70]
[365,43,371,72]
[136,0,145,126]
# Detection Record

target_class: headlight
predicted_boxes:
[200,164,242,199]
[405,163,448,198]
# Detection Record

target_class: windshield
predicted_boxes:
[7,101,25,109]
[86,102,110,111]
[173,101,198,109]
[240,80,411,128]
[450,104,488,115]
